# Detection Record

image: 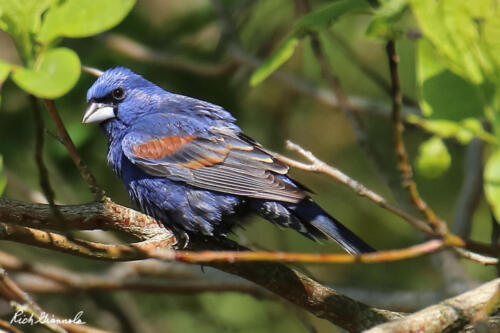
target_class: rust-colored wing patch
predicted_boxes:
[133,135,196,159]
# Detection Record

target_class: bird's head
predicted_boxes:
[83,67,165,125]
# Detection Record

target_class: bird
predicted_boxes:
[83,67,374,254]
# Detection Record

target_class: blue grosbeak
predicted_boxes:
[83,67,374,254]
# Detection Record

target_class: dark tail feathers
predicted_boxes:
[291,198,375,255]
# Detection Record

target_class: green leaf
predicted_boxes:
[484,149,500,221]
[250,0,370,86]
[0,0,53,34]
[417,39,484,120]
[250,36,299,86]
[410,0,500,85]
[407,115,497,144]
[38,0,136,44]
[366,0,408,39]
[416,136,451,178]
[0,0,54,61]
[0,155,6,195]
[294,0,370,35]
[12,47,81,98]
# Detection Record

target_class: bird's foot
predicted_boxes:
[174,230,190,250]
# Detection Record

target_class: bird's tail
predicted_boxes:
[290,198,375,254]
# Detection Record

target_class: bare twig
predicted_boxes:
[0,219,443,264]
[385,40,446,235]
[30,96,59,215]
[0,319,22,333]
[0,267,95,333]
[174,239,444,264]
[273,141,433,234]
[43,99,105,200]
[100,34,237,77]
[366,279,500,333]
[0,250,267,297]
[81,66,103,77]
[0,223,173,261]
[325,31,417,106]
[454,248,498,266]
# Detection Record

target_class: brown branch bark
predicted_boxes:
[275,141,434,234]
[0,197,400,331]
[386,40,446,235]
[0,197,167,239]
[366,279,500,333]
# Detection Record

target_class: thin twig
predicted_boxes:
[43,99,105,201]
[81,66,103,77]
[0,250,268,297]
[385,40,446,235]
[325,31,417,106]
[454,248,498,266]
[0,223,174,261]
[100,34,237,77]
[0,268,67,333]
[0,319,22,333]
[30,96,61,218]
[273,141,434,235]
[0,219,444,263]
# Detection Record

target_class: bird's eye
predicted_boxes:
[112,88,125,101]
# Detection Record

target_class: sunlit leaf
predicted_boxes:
[407,115,497,144]
[250,36,299,87]
[410,0,500,85]
[366,0,408,39]
[38,0,136,44]
[484,149,500,221]
[0,0,54,60]
[416,136,451,178]
[0,0,53,34]
[12,47,80,98]
[417,39,485,120]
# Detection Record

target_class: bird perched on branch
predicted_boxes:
[83,67,374,254]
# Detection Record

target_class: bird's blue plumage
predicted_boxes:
[84,67,374,254]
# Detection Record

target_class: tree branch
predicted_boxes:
[273,141,433,235]
[366,279,500,333]
[386,40,446,235]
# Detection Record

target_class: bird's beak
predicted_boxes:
[82,102,115,124]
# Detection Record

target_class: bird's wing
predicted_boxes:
[122,128,306,203]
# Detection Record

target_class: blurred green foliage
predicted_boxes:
[0,0,499,332]
[0,0,135,97]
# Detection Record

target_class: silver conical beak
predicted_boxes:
[82,102,115,124]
